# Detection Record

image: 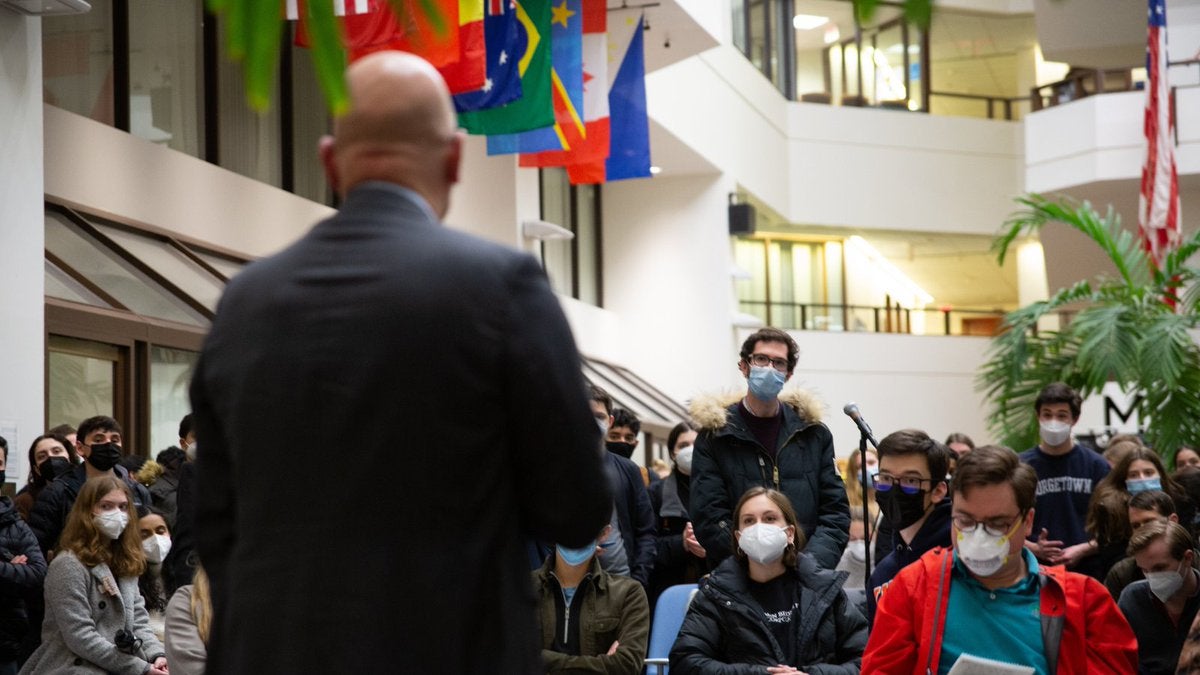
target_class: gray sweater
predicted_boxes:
[20,552,165,675]
[163,585,206,675]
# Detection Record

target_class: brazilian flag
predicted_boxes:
[457,0,553,135]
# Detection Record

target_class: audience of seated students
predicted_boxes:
[22,476,167,674]
[533,525,649,674]
[1119,520,1200,675]
[866,430,952,625]
[943,432,974,476]
[670,487,867,674]
[137,508,172,642]
[136,448,187,530]
[648,421,706,606]
[1106,490,1199,600]
[28,416,152,555]
[589,387,657,590]
[13,435,75,523]
[163,566,210,675]
[1088,445,1195,582]
[0,441,46,675]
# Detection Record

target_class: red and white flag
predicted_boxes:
[286,0,372,21]
[1139,0,1181,269]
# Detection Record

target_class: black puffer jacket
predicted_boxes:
[669,554,866,674]
[0,496,47,659]
[28,464,151,555]
[690,391,850,570]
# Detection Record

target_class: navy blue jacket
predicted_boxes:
[606,451,657,588]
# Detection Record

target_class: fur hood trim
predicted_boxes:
[689,389,825,431]
[135,460,164,487]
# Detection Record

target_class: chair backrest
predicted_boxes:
[645,583,699,675]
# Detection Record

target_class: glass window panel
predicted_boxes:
[748,0,767,73]
[193,251,249,281]
[45,259,113,308]
[218,22,282,187]
[734,239,767,324]
[575,184,599,306]
[732,0,747,54]
[42,0,114,124]
[45,211,209,326]
[89,222,225,312]
[149,346,198,455]
[292,40,333,205]
[769,0,786,93]
[48,336,118,431]
[539,169,572,297]
[128,0,202,155]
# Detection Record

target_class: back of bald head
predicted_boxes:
[335,51,457,152]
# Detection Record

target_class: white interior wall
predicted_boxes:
[601,173,740,403]
[445,134,540,252]
[0,11,45,488]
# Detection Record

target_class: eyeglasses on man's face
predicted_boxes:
[952,512,1024,538]
[747,353,789,372]
[874,472,932,495]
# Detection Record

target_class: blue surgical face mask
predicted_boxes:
[556,542,597,567]
[1127,477,1162,494]
[747,365,786,401]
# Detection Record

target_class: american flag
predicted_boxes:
[285,0,372,21]
[1139,0,1181,269]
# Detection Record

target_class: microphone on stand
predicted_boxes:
[843,402,877,447]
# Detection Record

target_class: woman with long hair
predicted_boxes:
[670,487,866,674]
[648,421,706,605]
[20,475,167,675]
[163,565,210,675]
[13,434,76,522]
[1087,446,1194,578]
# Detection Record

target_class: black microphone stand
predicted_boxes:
[858,429,878,583]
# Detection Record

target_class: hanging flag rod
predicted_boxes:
[607,1,660,10]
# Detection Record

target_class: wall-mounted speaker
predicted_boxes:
[729,202,756,236]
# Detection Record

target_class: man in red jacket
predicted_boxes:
[863,445,1137,674]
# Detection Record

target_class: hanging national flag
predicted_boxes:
[519,0,606,168]
[567,11,650,184]
[1139,0,1181,270]
[286,0,371,21]
[437,0,486,94]
[486,0,584,155]
[453,0,523,113]
[457,0,553,135]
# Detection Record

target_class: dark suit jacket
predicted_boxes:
[190,182,612,674]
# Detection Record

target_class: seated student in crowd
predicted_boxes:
[137,508,172,642]
[863,445,1137,674]
[28,416,151,555]
[1106,490,1197,599]
[14,434,75,523]
[1177,446,1200,472]
[648,421,706,605]
[944,433,974,477]
[163,566,210,675]
[590,387,657,590]
[533,525,649,674]
[0,441,47,675]
[842,449,885,565]
[1118,520,1200,675]
[866,430,951,625]
[135,447,187,530]
[670,487,867,674]
[1088,446,1195,583]
[22,476,166,674]
[835,508,868,592]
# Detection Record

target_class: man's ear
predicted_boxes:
[319,135,340,195]
[445,131,464,185]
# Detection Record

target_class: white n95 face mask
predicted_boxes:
[956,519,1020,578]
[737,523,789,564]
[142,534,172,563]
[1147,563,1186,602]
[94,511,128,541]
[1039,420,1071,447]
[675,447,694,476]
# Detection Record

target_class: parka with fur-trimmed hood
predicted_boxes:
[688,389,850,570]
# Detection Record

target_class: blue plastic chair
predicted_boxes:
[644,583,699,675]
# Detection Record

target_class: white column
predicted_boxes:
[0,10,46,487]
[1017,239,1059,331]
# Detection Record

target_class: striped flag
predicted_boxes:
[1138,0,1181,270]
[286,0,371,20]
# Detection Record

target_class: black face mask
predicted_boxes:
[38,457,73,483]
[875,487,930,531]
[606,441,635,459]
[86,443,123,471]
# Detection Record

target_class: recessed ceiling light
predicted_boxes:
[792,14,829,30]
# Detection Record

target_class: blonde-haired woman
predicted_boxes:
[21,475,166,674]
[163,566,210,674]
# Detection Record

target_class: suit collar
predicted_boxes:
[338,181,440,227]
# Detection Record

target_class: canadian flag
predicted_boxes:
[286,0,372,20]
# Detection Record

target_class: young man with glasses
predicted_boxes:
[689,327,850,570]
[863,445,1136,674]
[865,429,951,625]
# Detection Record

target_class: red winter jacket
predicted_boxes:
[862,547,1137,674]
